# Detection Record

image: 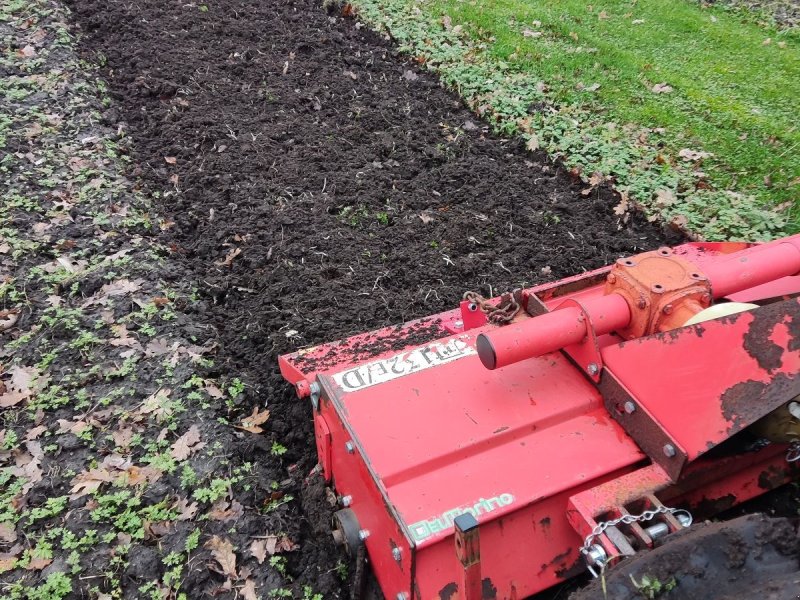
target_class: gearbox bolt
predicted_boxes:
[587,363,599,376]
[662,304,673,315]
[624,401,636,414]
[397,594,409,600]
[340,495,352,507]
[392,547,402,562]
[663,444,676,458]
[358,529,370,541]
[345,441,355,454]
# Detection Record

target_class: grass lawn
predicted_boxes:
[354,0,800,239]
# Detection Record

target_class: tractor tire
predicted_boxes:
[569,513,800,600]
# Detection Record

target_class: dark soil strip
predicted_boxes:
[66,0,674,595]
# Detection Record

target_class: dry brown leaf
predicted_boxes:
[24,425,47,441]
[651,82,673,94]
[120,465,163,486]
[164,156,177,164]
[678,148,712,162]
[57,419,89,435]
[0,309,19,332]
[170,425,204,461]
[173,497,199,521]
[526,134,540,152]
[240,579,258,600]
[0,557,16,573]
[208,499,243,522]
[0,390,26,408]
[235,406,271,434]
[250,539,267,564]
[69,468,114,499]
[254,534,299,556]
[215,247,241,267]
[205,535,237,578]
[18,45,36,58]
[144,338,174,357]
[25,556,52,571]
[204,380,224,399]
[112,427,135,448]
[139,388,173,422]
[0,523,17,544]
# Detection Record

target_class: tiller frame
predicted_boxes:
[280,235,800,599]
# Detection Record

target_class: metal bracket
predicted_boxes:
[555,298,604,382]
[454,513,481,600]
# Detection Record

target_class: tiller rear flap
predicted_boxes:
[279,235,800,600]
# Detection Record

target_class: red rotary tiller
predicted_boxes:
[280,235,800,599]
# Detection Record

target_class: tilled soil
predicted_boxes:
[64,0,680,596]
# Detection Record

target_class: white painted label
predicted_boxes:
[332,338,476,392]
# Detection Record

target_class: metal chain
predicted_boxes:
[787,440,800,463]
[580,505,693,576]
[463,290,521,325]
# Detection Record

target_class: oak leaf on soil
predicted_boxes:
[240,579,258,600]
[235,406,271,434]
[170,425,204,460]
[205,535,237,578]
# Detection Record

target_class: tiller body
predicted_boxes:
[279,235,800,599]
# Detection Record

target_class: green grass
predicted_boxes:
[353,0,799,239]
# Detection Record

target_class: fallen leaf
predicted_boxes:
[526,134,540,152]
[263,534,299,555]
[170,425,204,461]
[0,544,22,573]
[164,156,177,164]
[69,468,114,499]
[109,324,142,352]
[208,499,244,521]
[651,82,673,94]
[678,148,712,161]
[250,539,267,564]
[25,556,52,571]
[144,338,174,357]
[139,388,173,422]
[613,191,630,216]
[17,45,36,58]
[205,535,237,578]
[235,406,271,434]
[0,309,20,332]
[112,427,135,449]
[24,425,47,441]
[173,497,199,521]
[240,579,258,600]
[654,189,676,207]
[215,247,241,267]
[57,419,90,435]
[0,523,17,544]
[204,380,224,399]
[522,29,542,37]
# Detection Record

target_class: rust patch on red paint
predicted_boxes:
[721,373,799,433]
[758,465,788,490]
[741,303,796,373]
[438,582,458,600]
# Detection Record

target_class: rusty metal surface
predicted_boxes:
[602,298,800,475]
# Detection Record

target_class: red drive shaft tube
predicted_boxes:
[477,234,800,370]
[476,293,631,369]
[704,234,800,299]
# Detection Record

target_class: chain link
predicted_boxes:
[580,505,693,576]
[787,440,800,463]
[462,290,521,325]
